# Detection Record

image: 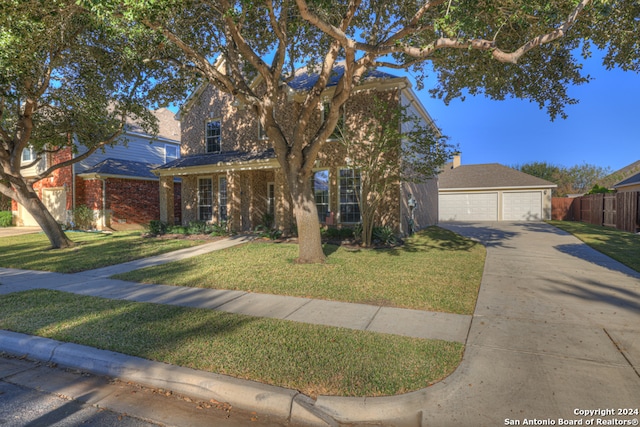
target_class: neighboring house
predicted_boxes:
[598,160,640,190]
[438,155,557,221]
[13,108,181,230]
[154,66,439,235]
[613,171,640,192]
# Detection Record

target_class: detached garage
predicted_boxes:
[438,158,556,222]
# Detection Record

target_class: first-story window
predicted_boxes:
[312,170,329,221]
[218,176,228,221]
[339,168,360,223]
[198,178,213,221]
[206,119,221,153]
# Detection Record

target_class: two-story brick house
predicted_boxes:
[13,108,181,230]
[154,67,439,236]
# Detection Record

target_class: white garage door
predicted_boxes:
[503,191,542,221]
[439,193,498,221]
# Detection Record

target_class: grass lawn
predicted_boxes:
[115,226,486,315]
[0,289,464,398]
[548,221,640,272]
[0,231,206,273]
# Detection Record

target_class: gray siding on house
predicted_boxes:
[75,133,180,173]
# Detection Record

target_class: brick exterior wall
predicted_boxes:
[176,82,433,234]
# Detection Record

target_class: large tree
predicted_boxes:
[0,0,189,248]
[86,0,638,263]
[338,95,452,246]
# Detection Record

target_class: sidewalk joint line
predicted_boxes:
[364,306,383,332]
[603,327,640,379]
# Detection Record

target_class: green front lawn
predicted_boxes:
[115,226,486,315]
[548,221,640,272]
[0,231,206,273]
[0,289,463,398]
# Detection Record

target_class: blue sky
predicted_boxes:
[410,55,639,173]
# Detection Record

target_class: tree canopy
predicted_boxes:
[0,0,194,247]
[77,0,640,262]
[514,161,611,196]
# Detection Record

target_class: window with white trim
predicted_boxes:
[206,120,221,153]
[165,145,179,163]
[218,176,228,221]
[198,178,213,221]
[339,168,360,223]
[311,170,329,221]
[22,147,36,163]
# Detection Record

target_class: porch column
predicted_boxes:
[227,170,241,233]
[159,176,175,225]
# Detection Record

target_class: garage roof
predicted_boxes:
[439,163,557,190]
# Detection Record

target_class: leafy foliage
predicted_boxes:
[514,161,611,196]
[0,211,12,227]
[70,1,640,259]
[0,0,195,248]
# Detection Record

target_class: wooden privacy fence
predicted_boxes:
[552,192,640,233]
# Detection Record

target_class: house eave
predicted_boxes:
[154,158,280,177]
[439,184,557,192]
[78,172,159,181]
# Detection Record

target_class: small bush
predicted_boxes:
[186,220,209,235]
[0,211,13,227]
[209,221,230,237]
[70,205,95,230]
[254,224,282,240]
[147,220,168,236]
[372,226,398,246]
[322,227,354,239]
[166,225,188,235]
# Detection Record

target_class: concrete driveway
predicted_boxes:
[421,222,640,427]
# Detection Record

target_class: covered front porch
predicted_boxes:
[155,150,293,233]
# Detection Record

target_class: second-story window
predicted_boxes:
[206,119,221,153]
[22,147,36,163]
[165,145,179,163]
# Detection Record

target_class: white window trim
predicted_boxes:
[338,167,361,224]
[218,175,228,222]
[164,144,180,163]
[311,169,330,222]
[198,177,213,222]
[22,147,36,163]
[206,119,222,153]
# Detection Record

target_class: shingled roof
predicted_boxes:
[613,171,640,189]
[439,163,557,190]
[78,158,160,180]
[155,149,276,171]
[287,64,399,91]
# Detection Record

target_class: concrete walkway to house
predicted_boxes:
[1,222,639,426]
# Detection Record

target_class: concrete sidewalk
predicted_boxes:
[1,223,639,426]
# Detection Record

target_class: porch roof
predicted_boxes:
[78,158,160,180]
[153,149,277,175]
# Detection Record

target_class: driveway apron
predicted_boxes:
[422,222,640,427]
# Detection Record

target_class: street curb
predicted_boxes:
[0,330,436,426]
[0,330,430,426]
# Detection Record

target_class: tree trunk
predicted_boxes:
[288,176,325,264]
[14,185,73,249]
